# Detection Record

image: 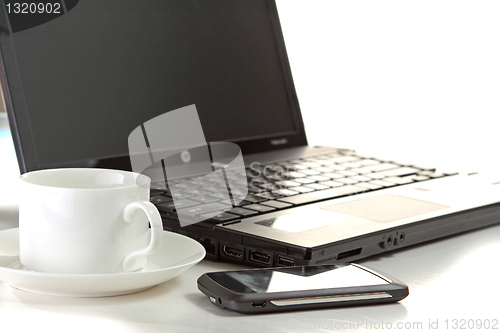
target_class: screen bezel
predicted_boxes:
[0,0,307,174]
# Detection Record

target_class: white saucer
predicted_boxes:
[0,228,205,297]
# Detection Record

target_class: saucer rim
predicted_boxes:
[0,228,206,278]
[0,228,206,297]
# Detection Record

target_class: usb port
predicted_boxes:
[277,255,295,266]
[222,245,243,259]
[249,250,271,265]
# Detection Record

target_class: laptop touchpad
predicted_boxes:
[321,194,448,223]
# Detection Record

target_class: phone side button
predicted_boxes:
[270,293,392,306]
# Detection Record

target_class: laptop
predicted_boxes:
[2,0,500,267]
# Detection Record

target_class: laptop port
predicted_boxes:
[397,232,405,244]
[199,237,217,258]
[336,247,362,261]
[277,255,295,266]
[249,250,271,265]
[222,245,243,259]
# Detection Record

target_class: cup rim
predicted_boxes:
[20,168,151,190]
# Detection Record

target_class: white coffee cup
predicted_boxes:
[19,168,163,274]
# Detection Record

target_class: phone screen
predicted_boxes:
[207,264,391,294]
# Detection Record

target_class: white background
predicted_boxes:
[277,0,500,173]
[1,2,500,332]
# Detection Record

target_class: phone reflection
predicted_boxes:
[223,264,390,294]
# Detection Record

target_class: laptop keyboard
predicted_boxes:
[151,152,457,224]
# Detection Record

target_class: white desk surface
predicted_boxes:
[2,2,500,331]
[2,118,500,333]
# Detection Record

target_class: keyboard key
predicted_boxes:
[339,170,358,177]
[369,180,397,187]
[308,175,331,182]
[323,173,345,179]
[262,164,283,173]
[315,167,334,173]
[366,173,386,180]
[294,178,317,184]
[314,159,334,166]
[286,171,306,179]
[287,159,305,164]
[362,163,400,172]
[272,188,300,197]
[183,188,211,196]
[356,182,384,190]
[247,177,266,185]
[411,165,436,172]
[245,186,261,193]
[191,195,220,203]
[178,202,233,218]
[234,200,252,206]
[304,183,330,190]
[151,181,168,190]
[167,178,185,185]
[228,207,259,217]
[263,173,285,181]
[285,163,308,170]
[258,183,279,191]
[357,159,381,166]
[301,161,321,168]
[150,195,173,205]
[243,195,267,203]
[328,164,347,171]
[343,162,362,169]
[150,189,167,196]
[199,212,240,223]
[232,180,250,187]
[260,200,293,209]
[379,167,421,177]
[174,182,200,189]
[170,192,195,199]
[156,199,200,212]
[254,192,279,200]
[288,186,315,193]
[243,204,276,213]
[210,192,234,200]
[246,169,262,178]
[301,169,321,176]
[349,168,371,175]
[384,176,414,185]
[277,185,366,205]
[275,180,302,187]
[336,178,359,185]
[318,181,344,188]
[203,185,228,193]
[351,175,372,182]
[412,175,430,181]
[189,179,219,187]
[418,171,446,178]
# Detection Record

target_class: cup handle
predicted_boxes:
[122,201,163,272]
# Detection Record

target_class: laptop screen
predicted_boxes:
[0,0,306,172]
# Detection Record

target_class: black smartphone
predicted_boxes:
[197,263,409,314]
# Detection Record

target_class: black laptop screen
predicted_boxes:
[0,0,304,171]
